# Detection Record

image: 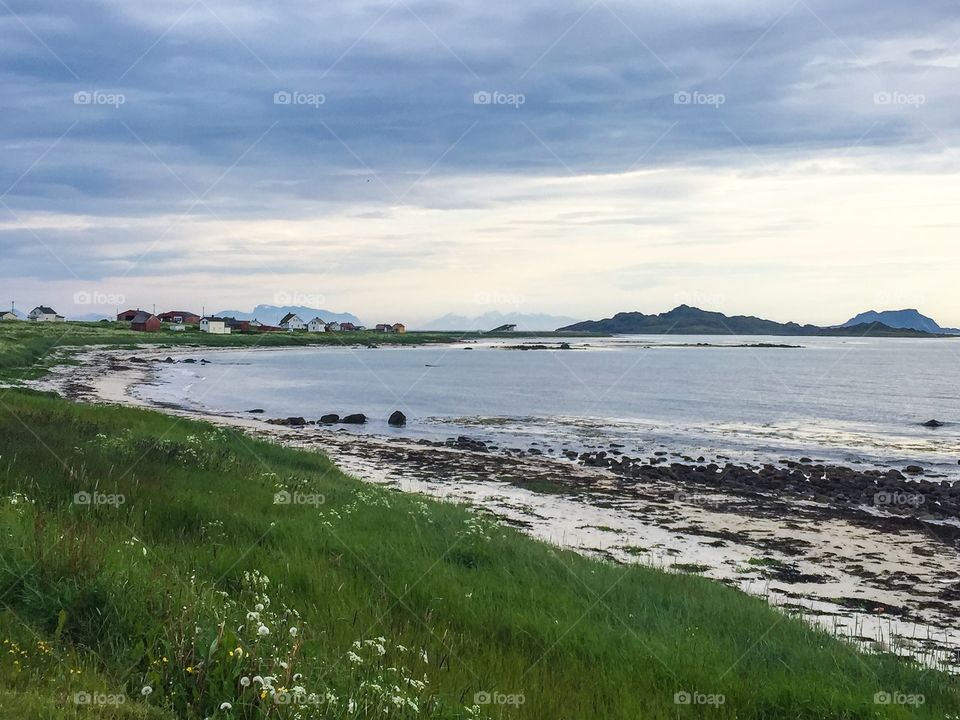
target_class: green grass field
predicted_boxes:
[0,388,957,719]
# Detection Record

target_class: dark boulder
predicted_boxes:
[181,358,196,364]
[319,413,339,424]
[341,413,367,424]
[921,419,945,428]
[904,465,924,475]
[267,416,307,426]
[247,409,265,414]
[388,410,406,426]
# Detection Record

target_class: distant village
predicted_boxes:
[0,305,406,334]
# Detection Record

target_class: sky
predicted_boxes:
[1,0,959,326]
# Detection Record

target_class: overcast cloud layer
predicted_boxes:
[2,0,959,325]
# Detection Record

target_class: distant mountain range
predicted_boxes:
[559,305,948,337]
[418,311,581,332]
[215,305,363,326]
[837,309,960,335]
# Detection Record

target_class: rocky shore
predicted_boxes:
[27,346,960,673]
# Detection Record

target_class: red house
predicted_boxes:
[130,311,161,333]
[158,310,200,325]
[117,309,140,321]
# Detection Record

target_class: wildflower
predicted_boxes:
[257,625,270,636]
[246,611,259,621]
[141,686,153,696]
[219,701,232,710]
[240,676,251,687]
[347,651,363,665]
[289,627,298,637]
[186,666,195,674]
[255,603,264,612]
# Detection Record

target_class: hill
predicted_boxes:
[839,309,960,334]
[419,311,581,332]
[559,305,944,337]
[215,304,362,326]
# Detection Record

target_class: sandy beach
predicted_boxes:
[29,345,960,673]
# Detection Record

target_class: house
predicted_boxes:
[339,322,358,332]
[325,322,341,332]
[0,310,19,321]
[157,311,200,325]
[200,317,231,334]
[130,311,161,333]
[307,317,327,333]
[279,313,306,331]
[391,323,406,334]
[224,317,251,333]
[117,309,140,322]
[28,306,64,322]
[375,323,392,332]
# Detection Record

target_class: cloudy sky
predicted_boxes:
[2,0,959,325]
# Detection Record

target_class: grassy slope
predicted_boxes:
[0,388,957,719]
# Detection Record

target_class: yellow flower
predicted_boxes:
[186,666,194,674]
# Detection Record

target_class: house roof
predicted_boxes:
[279,313,301,324]
[202,316,228,322]
[130,311,156,323]
[32,306,57,314]
[308,316,326,324]
[158,310,198,317]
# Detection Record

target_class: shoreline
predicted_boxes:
[28,345,960,672]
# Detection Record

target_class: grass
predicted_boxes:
[0,387,957,719]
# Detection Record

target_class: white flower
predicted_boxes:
[240,676,251,687]
[219,701,232,710]
[141,686,153,696]
[253,676,264,685]
[420,649,428,664]
[348,699,357,713]
[246,611,259,621]
[257,625,270,636]
[289,627,298,637]
[255,603,264,612]
[347,651,363,664]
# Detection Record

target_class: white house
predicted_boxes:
[279,313,306,331]
[325,321,341,332]
[28,306,64,322]
[307,317,327,333]
[200,317,231,334]
[0,310,19,321]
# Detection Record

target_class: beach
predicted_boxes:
[30,344,960,673]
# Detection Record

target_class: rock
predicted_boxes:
[267,416,306,426]
[163,357,175,363]
[341,413,366,424]
[904,465,924,475]
[128,356,147,364]
[388,410,406,426]
[921,419,945,428]
[181,358,196,364]
[319,413,339,424]
[247,409,265,414]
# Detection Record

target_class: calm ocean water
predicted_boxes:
[134,335,960,477]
